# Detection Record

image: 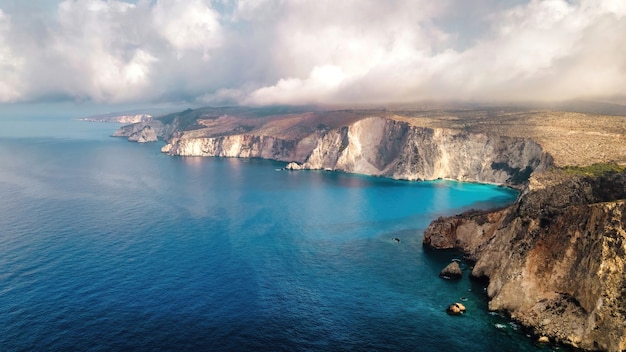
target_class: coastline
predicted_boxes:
[105,107,626,351]
[423,169,626,351]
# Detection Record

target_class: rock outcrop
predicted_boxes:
[424,170,626,351]
[81,114,152,124]
[113,118,181,142]
[447,302,467,315]
[285,162,303,170]
[153,116,551,188]
[439,261,462,279]
[127,124,158,143]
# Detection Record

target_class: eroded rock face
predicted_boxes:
[156,116,550,187]
[161,134,315,162]
[301,117,551,186]
[112,120,178,142]
[128,125,158,143]
[424,170,626,351]
[285,162,303,170]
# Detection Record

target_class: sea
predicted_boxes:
[0,112,556,351]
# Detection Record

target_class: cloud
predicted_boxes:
[455,0,626,101]
[0,0,625,105]
[0,0,224,103]
[0,9,24,102]
[152,0,222,59]
[45,0,157,102]
[246,65,346,105]
[233,0,284,22]
[246,0,626,104]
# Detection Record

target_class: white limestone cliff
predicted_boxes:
[152,116,551,188]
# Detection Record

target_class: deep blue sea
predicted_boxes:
[0,114,554,351]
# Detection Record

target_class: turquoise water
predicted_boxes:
[0,114,550,351]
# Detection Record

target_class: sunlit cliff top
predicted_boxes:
[391,109,626,167]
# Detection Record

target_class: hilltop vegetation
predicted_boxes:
[561,163,626,177]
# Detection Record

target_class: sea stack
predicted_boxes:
[439,261,462,279]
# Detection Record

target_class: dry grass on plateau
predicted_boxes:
[392,109,626,167]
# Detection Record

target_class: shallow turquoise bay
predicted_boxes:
[0,115,548,351]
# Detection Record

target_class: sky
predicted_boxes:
[0,0,625,107]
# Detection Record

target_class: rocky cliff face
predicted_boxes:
[161,132,323,162]
[155,116,551,187]
[301,117,551,185]
[424,170,626,351]
[112,120,178,143]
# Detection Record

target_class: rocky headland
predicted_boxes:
[80,113,152,124]
[424,169,626,351]
[112,105,626,351]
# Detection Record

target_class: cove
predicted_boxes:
[0,116,545,351]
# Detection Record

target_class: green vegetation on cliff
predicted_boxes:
[560,163,626,177]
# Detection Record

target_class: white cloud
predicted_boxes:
[0,0,225,103]
[246,65,346,105]
[246,0,626,104]
[152,0,222,59]
[0,0,625,105]
[447,0,626,101]
[46,0,157,102]
[244,0,452,104]
[0,10,24,102]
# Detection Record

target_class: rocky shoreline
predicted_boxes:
[424,170,626,351]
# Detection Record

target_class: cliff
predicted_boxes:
[300,117,551,185]
[112,120,178,143]
[80,113,152,124]
[424,170,626,351]
[157,116,551,188]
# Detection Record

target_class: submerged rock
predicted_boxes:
[439,261,462,279]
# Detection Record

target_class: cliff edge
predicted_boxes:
[424,169,626,351]
[117,112,551,188]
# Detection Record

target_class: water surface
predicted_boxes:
[0,115,547,351]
